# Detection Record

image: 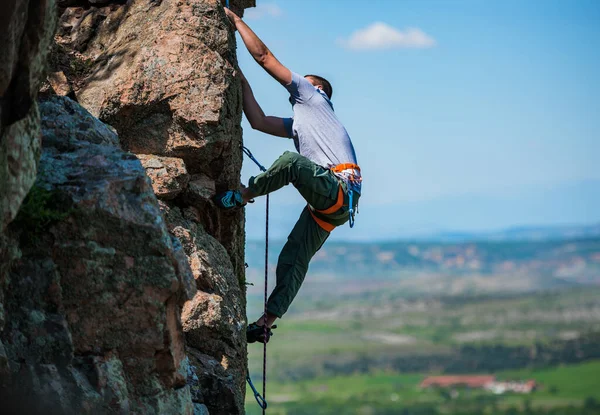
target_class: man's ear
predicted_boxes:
[315,85,323,91]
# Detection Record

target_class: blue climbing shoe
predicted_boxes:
[213,190,245,210]
[247,323,277,344]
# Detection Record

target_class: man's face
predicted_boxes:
[305,76,324,92]
[288,76,323,106]
[290,76,323,105]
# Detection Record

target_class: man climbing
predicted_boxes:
[214,7,362,344]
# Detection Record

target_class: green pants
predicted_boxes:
[248,151,358,318]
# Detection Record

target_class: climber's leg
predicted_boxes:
[246,151,339,210]
[214,151,338,210]
[265,206,330,319]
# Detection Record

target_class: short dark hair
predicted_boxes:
[305,74,333,99]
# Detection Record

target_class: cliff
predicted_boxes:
[0,0,254,413]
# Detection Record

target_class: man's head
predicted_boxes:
[305,75,333,99]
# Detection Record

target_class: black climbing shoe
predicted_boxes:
[247,323,277,344]
[212,190,245,210]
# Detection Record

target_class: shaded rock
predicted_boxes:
[194,403,210,415]
[186,174,216,204]
[180,173,220,236]
[39,95,119,148]
[1,97,196,413]
[188,348,241,415]
[0,0,57,231]
[172,235,201,304]
[138,154,190,200]
[160,201,246,414]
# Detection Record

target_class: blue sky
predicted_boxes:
[235,0,600,241]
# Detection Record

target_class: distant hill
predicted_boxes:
[245,233,600,296]
[245,179,600,241]
[417,223,600,242]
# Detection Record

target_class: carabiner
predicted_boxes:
[246,375,268,410]
[348,189,355,228]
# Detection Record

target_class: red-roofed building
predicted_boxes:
[420,375,496,389]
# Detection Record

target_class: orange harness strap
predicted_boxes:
[331,163,361,173]
[309,209,336,232]
[318,185,345,215]
[308,185,344,232]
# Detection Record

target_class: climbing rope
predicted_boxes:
[242,145,269,413]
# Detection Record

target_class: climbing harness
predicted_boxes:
[242,145,269,413]
[331,163,361,229]
[309,163,362,231]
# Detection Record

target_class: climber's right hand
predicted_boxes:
[224,7,239,30]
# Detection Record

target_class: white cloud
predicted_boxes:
[244,3,283,20]
[339,22,436,50]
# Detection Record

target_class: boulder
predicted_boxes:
[137,154,190,200]
[68,0,245,184]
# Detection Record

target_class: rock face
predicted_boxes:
[53,1,254,412]
[0,0,57,407]
[2,0,255,414]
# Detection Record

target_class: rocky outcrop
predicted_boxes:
[2,0,254,413]
[54,0,252,280]
[50,1,254,413]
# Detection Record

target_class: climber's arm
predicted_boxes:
[225,7,292,86]
[241,72,290,138]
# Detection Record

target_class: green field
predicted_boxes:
[244,237,600,414]
[246,361,600,414]
[245,287,600,414]
[248,288,600,380]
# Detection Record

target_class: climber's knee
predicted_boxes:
[273,151,301,172]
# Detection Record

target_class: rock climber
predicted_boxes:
[214,7,362,344]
